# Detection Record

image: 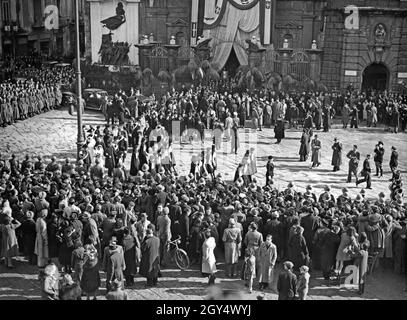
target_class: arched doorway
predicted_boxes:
[362,63,389,92]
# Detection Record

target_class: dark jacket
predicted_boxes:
[139,235,160,278]
[277,270,297,300]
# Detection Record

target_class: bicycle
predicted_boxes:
[165,236,190,270]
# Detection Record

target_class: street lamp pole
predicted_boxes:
[75,0,84,159]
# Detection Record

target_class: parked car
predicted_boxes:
[83,88,109,111]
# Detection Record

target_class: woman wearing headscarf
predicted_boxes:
[202,229,217,285]
[1,215,21,268]
[35,209,49,268]
[81,243,101,300]
[222,218,242,278]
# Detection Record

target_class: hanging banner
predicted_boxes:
[44,5,59,30]
[263,0,272,45]
[191,0,199,45]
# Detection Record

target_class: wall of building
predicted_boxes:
[274,0,325,49]
[320,0,407,91]
[139,0,191,46]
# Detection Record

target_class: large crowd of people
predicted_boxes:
[0,81,405,301]
[0,59,406,300]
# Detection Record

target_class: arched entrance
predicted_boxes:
[362,63,389,92]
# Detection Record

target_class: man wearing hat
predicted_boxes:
[277,261,297,300]
[373,141,385,178]
[356,154,372,189]
[346,144,360,183]
[139,228,160,287]
[266,156,274,186]
[331,137,342,171]
[102,236,126,292]
[389,146,398,180]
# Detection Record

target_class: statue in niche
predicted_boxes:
[101,2,126,31]
[374,24,386,43]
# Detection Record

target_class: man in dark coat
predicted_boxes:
[265,156,274,186]
[331,137,342,171]
[373,141,385,177]
[274,118,285,144]
[139,228,160,287]
[102,236,126,292]
[300,210,320,261]
[346,145,360,183]
[389,146,398,180]
[357,154,372,189]
[319,225,340,280]
[277,261,297,300]
[104,142,116,177]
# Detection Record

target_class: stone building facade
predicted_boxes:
[80,0,407,92]
[0,0,86,58]
[321,0,407,92]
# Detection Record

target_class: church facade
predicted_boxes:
[83,0,407,92]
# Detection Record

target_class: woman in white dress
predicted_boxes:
[202,230,217,285]
[34,210,49,268]
[87,134,96,165]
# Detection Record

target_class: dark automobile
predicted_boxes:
[83,88,109,111]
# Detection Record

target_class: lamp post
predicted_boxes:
[75,0,84,159]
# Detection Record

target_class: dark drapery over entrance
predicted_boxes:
[362,63,389,92]
[223,47,241,78]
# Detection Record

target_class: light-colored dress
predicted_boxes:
[222,227,242,264]
[202,237,217,274]
[34,217,49,267]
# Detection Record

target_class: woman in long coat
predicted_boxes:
[314,106,323,130]
[288,226,309,272]
[331,138,342,171]
[310,134,322,168]
[20,211,37,265]
[58,221,75,273]
[222,218,242,277]
[47,214,60,264]
[35,210,49,268]
[202,230,217,284]
[122,227,140,287]
[299,128,311,161]
[319,225,340,279]
[258,234,277,290]
[81,244,101,300]
[1,216,21,268]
